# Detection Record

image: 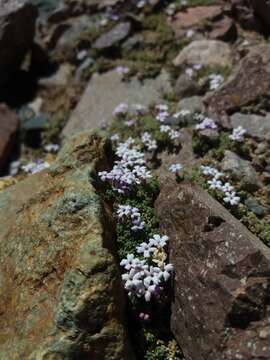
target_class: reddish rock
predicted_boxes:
[209,16,237,42]
[0,104,19,170]
[205,44,270,116]
[155,181,270,360]
[169,6,222,38]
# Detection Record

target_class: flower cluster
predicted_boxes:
[229,126,246,142]
[99,138,152,193]
[160,125,180,141]
[141,132,157,151]
[44,143,60,153]
[196,117,217,131]
[155,104,170,123]
[120,235,173,302]
[117,204,145,231]
[201,165,240,205]
[169,163,183,174]
[113,102,128,116]
[21,160,50,174]
[185,63,202,77]
[208,74,224,90]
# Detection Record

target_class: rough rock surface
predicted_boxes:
[0,104,19,170]
[230,112,270,139]
[206,45,270,115]
[93,22,131,50]
[62,69,172,136]
[173,40,233,67]
[0,131,134,359]
[0,0,37,85]
[155,181,270,360]
[221,150,260,190]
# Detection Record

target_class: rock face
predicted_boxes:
[221,150,260,190]
[206,45,270,115]
[155,181,270,360]
[230,112,270,139]
[173,40,233,68]
[93,22,131,50]
[0,131,134,359]
[0,104,19,170]
[250,0,270,30]
[62,69,172,137]
[0,0,37,85]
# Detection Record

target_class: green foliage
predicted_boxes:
[42,111,69,144]
[144,331,183,360]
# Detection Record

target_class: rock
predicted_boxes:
[221,150,260,190]
[155,180,270,360]
[173,40,233,68]
[0,131,134,359]
[174,74,201,98]
[245,197,269,217]
[178,96,205,115]
[93,22,131,50]
[230,113,270,139]
[250,0,270,30]
[169,6,223,38]
[62,69,172,136]
[0,104,19,170]
[206,45,270,115]
[39,63,74,87]
[209,16,237,42]
[0,0,37,86]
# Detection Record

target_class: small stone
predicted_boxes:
[178,96,205,115]
[245,197,269,217]
[173,40,233,68]
[93,22,131,50]
[230,113,270,140]
[221,150,261,190]
[174,73,201,98]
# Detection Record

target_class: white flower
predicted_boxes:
[201,166,223,179]
[113,102,128,116]
[160,125,171,133]
[186,29,195,38]
[110,133,120,142]
[229,126,246,142]
[223,191,240,206]
[115,66,129,75]
[141,132,157,151]
[149,234,169,248]
[169,129,180,140]
[196,117,217,130]
[158,263,173,281]
[209,74,224,90]
[21,161,50,174]
[208,178,223,190]
[44,144,60,153]
[169,163,183,174]
[185,68,194,77]
[136,242,156,258]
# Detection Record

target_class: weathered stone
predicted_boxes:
[245,197,269,217]
[221,150,260,190]
[209,16,237,42]
[0,0,37,86]
[230,112,270,139]
[169,6,223,38]
[205,45,270,115]
[62,69,172,136]
[0,104,19,170]
[93,22,131,50]
[155,181,270,360]
[0,131,134,359]
[173,40,233,68]
[178,96,205,115]
[174,73,202,98]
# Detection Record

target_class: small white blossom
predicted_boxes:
[196,117,217,130]
[44,143,60,153]
[209,74,224,90]
[229,126,246,142]
[169,163,183,174]
[113,102,128,116]
[223,191,240,206]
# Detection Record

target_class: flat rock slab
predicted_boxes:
[0,131,134,359]
[0,104,19,170]
[205,44,270,115]
[230,112,270,139]
[62,70,172,137]
[93,22,131,50]
[173,40,233,68]
[155,180,270,360]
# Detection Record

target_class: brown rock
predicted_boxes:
[0,104,19,170]
[250,0,270,30]
[155,181,270,360]
[205,44,270,115]
[209,16,237,42]
[169,6,222,38]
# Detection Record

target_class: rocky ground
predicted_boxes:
[1,0,270,359]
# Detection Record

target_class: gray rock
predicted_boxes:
[221,150,260,190]
[230,112,270,139]
[174,74,201,98]
[173,40,233,68]
[62,69,172,136]
[93,22,131,50]
[178,96,205,114]
[245,197,269,217]
[0,0,37,85]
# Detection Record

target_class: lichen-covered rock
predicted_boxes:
[0,131,134,360]
[155,181,270,360]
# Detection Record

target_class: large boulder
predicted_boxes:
[155,180,270,360]
[0,0,37,85]
[0,104,19,170]
[205,45,270,115]
[0,131,134,359]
